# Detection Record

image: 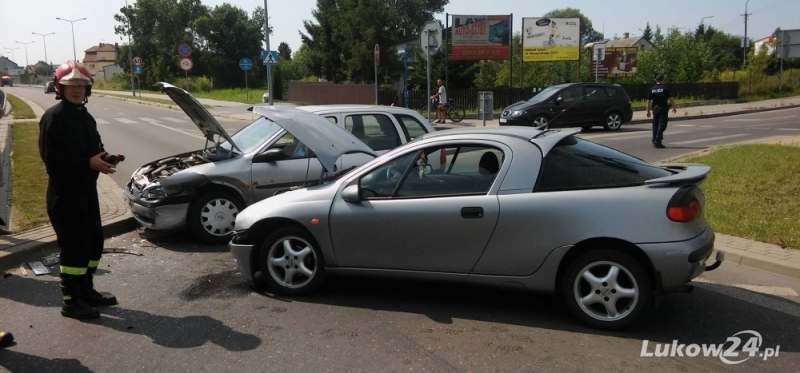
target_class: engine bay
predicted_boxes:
[133,152,210,187]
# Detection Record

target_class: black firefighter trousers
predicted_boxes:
[47,185,104,283]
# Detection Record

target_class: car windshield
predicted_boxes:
[524,86,562,104]
[217,117,283,154]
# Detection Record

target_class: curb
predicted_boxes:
[627,103,800,125]
[713,248,800,280]
[0,215,139,272]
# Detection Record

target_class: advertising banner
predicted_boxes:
[451,15,511,60]
[591,47,639,78]
[522,17,580,62]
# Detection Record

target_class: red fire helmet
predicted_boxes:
[54,60,93,98]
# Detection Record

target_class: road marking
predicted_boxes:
[114,118,137,124]
[95,118,110,125]
[138,117,161,123]
[677,124,696,127]
[581,130,688,141]
[724,115,797,122]
[118,112,125,115]
[777,128,800,131]
[693,278,800,318]
[701,125,714,128]
[670,134,748,145]
[694,278,798,297]
[162,117,186,123]
[139,121,204,140]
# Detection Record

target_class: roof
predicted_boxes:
[97,44,119,52]
[84,45,100,53]
[604,36,647,48]
[418,127,582,156]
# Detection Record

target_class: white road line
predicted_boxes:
[581,130,688,141]
[114,118,137,124]
[138,118,161,123]
[140,121,204,140]
[118,112,125,115]
[701,125,714,128]
[724,115,797,122]
[95,118,110,125]
[777,128,800,131]
[162,117,186,123]
[670,134,748,145]
[677,124,696,127]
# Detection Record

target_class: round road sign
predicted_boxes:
[178,43,193,57]
[179,57,193,71]
[132,56,144,67]
[239,57,253,71]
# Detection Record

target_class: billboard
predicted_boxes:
[451,15,511,60]
[780,29,800,58]
[522,17,580,62]
[591,47,639,78]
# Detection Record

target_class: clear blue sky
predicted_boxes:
[1,0,797,66]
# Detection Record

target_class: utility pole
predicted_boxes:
[15,41,35,69]
[263,0,273,106]
[742,0,751,66]
[125,0,135,96]
[32,32,55,66]
[4,47,19,64]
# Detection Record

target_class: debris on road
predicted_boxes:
[27,261,50,275]
[103,248,143,256]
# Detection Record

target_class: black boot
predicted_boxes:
[60,278,100,320]
[82,274,118,307]
[0,331,13,348]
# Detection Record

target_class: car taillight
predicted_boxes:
[667,186,702,222]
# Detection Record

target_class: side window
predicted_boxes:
[393,114,429,141]
[534,136,673,192]
[325,116,337,124]
[584,86,608,100]
[604,86,620,97]
[267,132,311,159]
[558,87,582,103]
[344,114,402,151]
[359,150,420,199]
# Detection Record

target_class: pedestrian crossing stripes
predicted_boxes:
[114,118,136,124]
[95,119,110,125]
[95,117,210,125]
[670,134,748,145]
[162,117,186,123]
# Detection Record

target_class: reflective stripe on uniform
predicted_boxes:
[63,295,72,300]
[88,260,100,268]
[60,266,87,275]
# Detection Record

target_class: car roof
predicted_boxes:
[419,127,581,156]
[297,105,421,115]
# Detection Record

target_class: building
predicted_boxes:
[83,43,121,81]
[0,57,22,76]
[754,36,777,56]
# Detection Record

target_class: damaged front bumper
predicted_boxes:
[123,183,193,231]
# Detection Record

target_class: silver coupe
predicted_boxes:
[229,123,725,330]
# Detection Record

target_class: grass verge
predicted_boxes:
[6,94,36,119]
[99,93,213,109]
[683,144,800,250]
[10,121,49,232]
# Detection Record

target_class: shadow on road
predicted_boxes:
[0,349,95,373]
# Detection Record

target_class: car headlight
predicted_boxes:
[142,186,167,200]
[510,110,527,117]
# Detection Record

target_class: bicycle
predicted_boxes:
[417,99,465,123]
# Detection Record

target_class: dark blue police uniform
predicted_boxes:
[647,83,672,146]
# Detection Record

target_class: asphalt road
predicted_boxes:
[0,229,798,372]
[6,86,800,191]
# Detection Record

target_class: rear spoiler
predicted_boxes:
[645,164,711,186]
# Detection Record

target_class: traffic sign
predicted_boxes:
[178,43,193,57]
[420,21,442,58]
[179,57,193,71]
[261,50,278,66]
[132,56,144,67]
[239,58,253,71]
[133,66,143,75]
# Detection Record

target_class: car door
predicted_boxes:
[392,113,431,142]
[343,113,403,154]
[582,85,611,124]
[329,142,505,273]
[551,86,589,126]
[250,132,322,201]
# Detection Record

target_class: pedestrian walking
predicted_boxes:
[430,79,448,124]
[646,74,677,148]
[38,60,124,320]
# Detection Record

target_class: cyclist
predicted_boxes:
[430,79,447,124]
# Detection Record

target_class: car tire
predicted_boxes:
[188,190,244,245]
[531,115,549,130]
[603,112,623,131]
[257,226,326,296]
[562,250,651,330]
[581,126,593,131]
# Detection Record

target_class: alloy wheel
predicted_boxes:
[533,116,549,130]
[605,113,622,130]
[267,236,318,289]
[573,261,639,322]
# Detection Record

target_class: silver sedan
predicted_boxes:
[230,126,723,330]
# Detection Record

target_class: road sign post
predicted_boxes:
[240,58,253,102]
[374,44,379,105]
[179,57,193,92]
[421,21,442,121]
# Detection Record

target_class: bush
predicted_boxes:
[170,75,214,92]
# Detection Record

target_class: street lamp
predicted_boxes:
[15,40,35,68]
[32,32,55,65]
[56,17,87,61]
[700,16,714,26]
[3,47,19,63]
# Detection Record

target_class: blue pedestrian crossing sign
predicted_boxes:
[133,66,143,75]
[239,58,253,71]
[262,50,279,66]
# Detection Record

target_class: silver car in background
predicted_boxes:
[123,83,434,244]
[230,126,723,330]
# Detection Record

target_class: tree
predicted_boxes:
[642,22,653,43]
[278,42,292,61]
[653,25,665,46]
[33,61,54,77]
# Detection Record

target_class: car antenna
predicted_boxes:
[548,89,597,125]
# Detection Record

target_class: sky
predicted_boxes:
[1,0,798,67]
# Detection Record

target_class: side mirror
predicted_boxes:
[341,184,361,203]
[253,148,287,163]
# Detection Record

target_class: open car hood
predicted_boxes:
[156,82,240,152]
[252,105,377,173]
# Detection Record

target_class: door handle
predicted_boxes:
[461,207,484,219]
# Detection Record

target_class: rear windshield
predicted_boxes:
[534,136,673,192]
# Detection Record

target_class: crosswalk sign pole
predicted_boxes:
[263,0,273,106]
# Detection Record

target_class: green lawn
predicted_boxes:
[6,94,36,119]
[683,144,800,250]
[11,121,50,232]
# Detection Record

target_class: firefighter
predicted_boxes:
[39,60,124,320]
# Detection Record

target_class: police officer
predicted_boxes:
[646,74,677,148]
[39,60,123,320]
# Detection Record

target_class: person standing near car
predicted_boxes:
[430,79,447,124]
[646,74,677,148]
[39,60,123,320]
